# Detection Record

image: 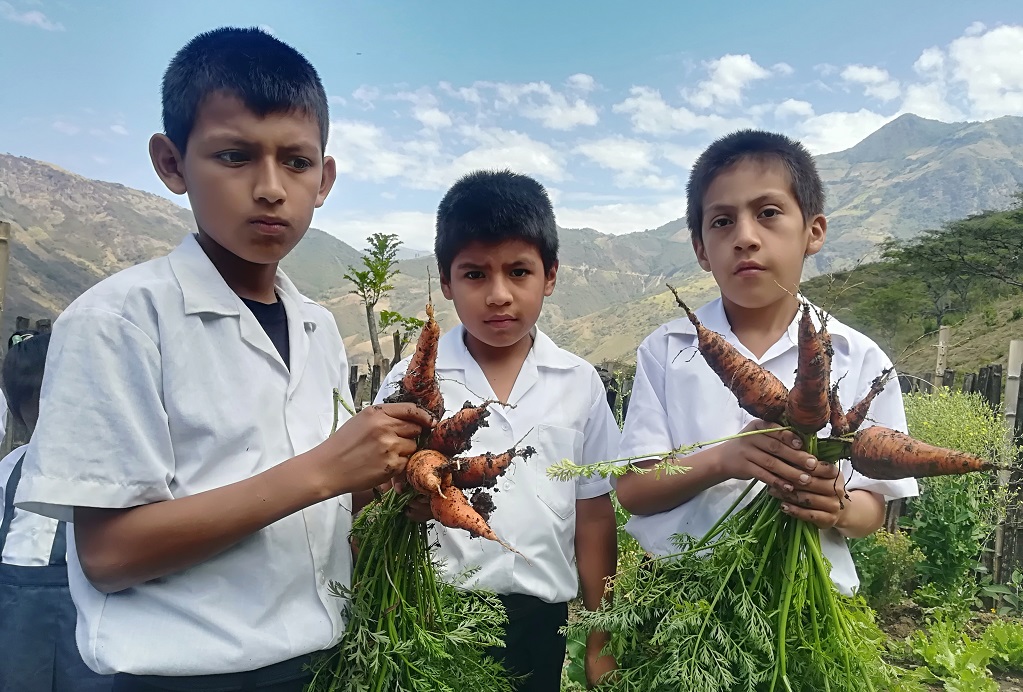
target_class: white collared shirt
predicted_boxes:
[617,297,919,596]
[15,233,355,676]
[1,444,65,567]
[375,325,618,604]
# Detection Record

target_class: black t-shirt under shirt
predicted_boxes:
[242,295,290,369]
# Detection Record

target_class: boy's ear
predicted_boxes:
[543,260,559,297]
[149,134,187,195]
[692,236,712,272]
[315,155,338,208]
[439,270,453,300]
[804,213,828,257]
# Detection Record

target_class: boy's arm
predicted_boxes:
[614,341,814,516]
[575,494,617,686]
[74,402,433,593]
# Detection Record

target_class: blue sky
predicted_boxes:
[1,1,1022,251]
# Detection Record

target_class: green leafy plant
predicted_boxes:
[903,617,998,692]
[981,619,1023,672]
[851,530,924,612]
[1011,306,1023,322]
[982,305,999,327]
[901,390,1017,611]
[980,568,1023,616]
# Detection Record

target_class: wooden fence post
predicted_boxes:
[1009,341,1023,442]
[934,325,950,385]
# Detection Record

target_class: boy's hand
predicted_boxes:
[717,419,822,491]
[316,403,434,495]
[768,461,846,530]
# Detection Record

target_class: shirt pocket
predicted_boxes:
[535,424,583,521]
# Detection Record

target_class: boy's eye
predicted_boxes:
[709,217,732,228]
[510,268,530,277]
[286,157,314,171]
[215,151,248,164]
[465,271,484,280]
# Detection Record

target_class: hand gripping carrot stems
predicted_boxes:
[310,303,523,692]
[556,286,1006,692]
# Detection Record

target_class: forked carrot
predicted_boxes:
[430,485,522,557]
[784,303,831,433]
[383,303,446,419]
[844,366,895,433]
[406,449,453,498]
[424,400,496,457]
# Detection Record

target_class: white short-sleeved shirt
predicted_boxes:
[618,297,919,596]
[1,443,65,566]
[14,233,355,676]
[375,325,619,604]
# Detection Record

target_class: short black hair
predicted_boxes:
[435,170,558,278]
[161,26,329,154]
[2,332,50,426]
[686,129,825,242]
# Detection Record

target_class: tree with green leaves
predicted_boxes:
[344,232,406,367]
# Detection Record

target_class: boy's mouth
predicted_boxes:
[733,261,766,276]
[485,315,517,327]
[250,216,290,234]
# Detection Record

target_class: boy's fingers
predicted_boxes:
[374,402,436,428]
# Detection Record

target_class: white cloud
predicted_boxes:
[396,90,452,130]
[913,47,945,77]
[52,120,79,135]
[900,82,964,122]
[110,124,129,136]
[319,210,436,251]
[440,82,482,105]
[575,136,655,174]
[775,99,815,120]
[328,121,424,182]
[686,54,771,110]
[0,1,63,30]
[661,145,703,170]
[445,126,567,182]
[964,21,987,37]
[772,63,795,76]
[841,65,901,102]
[486,80,599,130]
[947,24,1023,118]
[614,86,752,136]
[566,73,597,92]
[557,196,686,234]
[794,109,893,155]
[352,86,380,108]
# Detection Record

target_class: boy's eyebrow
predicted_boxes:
[705,191,789,215]
[201,133,321,153]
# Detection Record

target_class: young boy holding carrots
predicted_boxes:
[376,169,619,691]
[14,27,432,691]
[615,130,919,596]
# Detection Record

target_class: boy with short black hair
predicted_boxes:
[0,332,113,691]
[377,169,619,691]
[15,27,432,691]
[615,130,918,596]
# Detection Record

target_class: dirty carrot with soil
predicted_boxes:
[783,303,831,433]
[849,425,998,480]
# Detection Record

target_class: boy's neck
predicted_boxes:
[721,294,800,360]
[197,233,279,303]
[464,329,535,402]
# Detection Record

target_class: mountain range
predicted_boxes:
[1,113,1022,364]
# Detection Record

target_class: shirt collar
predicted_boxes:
[167,233,317,331]
[435,323,580,371]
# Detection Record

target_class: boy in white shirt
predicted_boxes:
[615,130,918,596]
[376,170,619,691]
[14,27,432,691]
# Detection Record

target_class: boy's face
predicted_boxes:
[149,92,336,265]
[693,158,826,311]
[440,238,557,353]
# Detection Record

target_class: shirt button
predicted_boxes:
[501,422,510,432]
[503,479,514,491]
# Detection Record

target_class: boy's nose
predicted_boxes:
[253,159,287,204]
[732,216,761,251]
[486,279,513,306]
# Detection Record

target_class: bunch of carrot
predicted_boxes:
[564,286,1001,692]
[308,303,528,692]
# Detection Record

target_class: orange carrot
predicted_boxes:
[430,486,521,557]
[406,449,453,498]
[828,382,850,437]
[850,425,996,480]
[844,366,894,433]
[424,401,495,457]
[784,303,831,433]
[450,445,537,489]
[667,284,788,424]
[383,303,446,419]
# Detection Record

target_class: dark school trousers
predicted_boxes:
[489,593,570,692]
[0,562,114,692]
[110,656,314,692]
